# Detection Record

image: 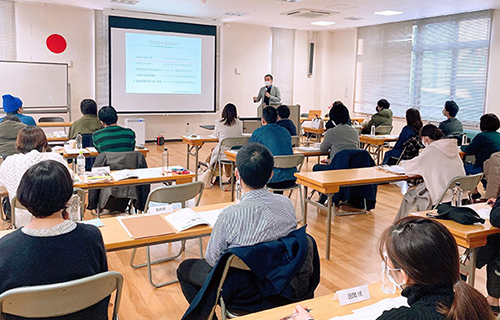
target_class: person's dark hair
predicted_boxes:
[262,106,278,124]
[277,105,291,119]
[80,99,98,115]
[379,217,495,320]
[2,115,21,123]
[377,99,390,110]
[98,106,118,125]
[236,143,274,189]
[17,160,73,218]
[444,101,459,118]
[329,101,350,125]
[264,74,273,81]
[16,126,50,153]
[406,108,423,134]
[420,124,444,141]
[480,113,500,132]
[221,103,238,126]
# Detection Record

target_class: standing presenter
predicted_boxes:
[253,74,281,116]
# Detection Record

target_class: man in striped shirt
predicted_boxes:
[177,143,298,303]
[92,106,135,152]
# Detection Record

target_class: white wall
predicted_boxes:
[292,30,315,113]
[15,2,94,121]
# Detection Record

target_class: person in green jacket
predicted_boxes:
[461,113,500,174]
[361,99,393,134]
[439,100,463,140]
[68,99,103,139]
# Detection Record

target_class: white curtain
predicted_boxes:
[0,0,16,60]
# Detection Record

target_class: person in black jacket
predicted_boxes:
[293,217,494,320]
[276,105,297,136]
[477,195,500,314]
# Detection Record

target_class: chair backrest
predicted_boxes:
[375,125,392,135]
[307,110,321,119]
[38,117,65,123]
[291,136,300,147]
[145,181,204,211]
[208,254,250,320]
[432,173,483,208]
[0,271,123,319]
[273,154,305,172]
[217,136,250,160]
[10,196,27,229]
[94,151,146,170]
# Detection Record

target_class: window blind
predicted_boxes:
[355,10,492,125]
[94,10,109,107]
[272,28,295,105]
[0,0,16,60]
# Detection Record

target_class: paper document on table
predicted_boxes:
[132,167,163,179]
[463,204,491,220]
[328,297,408,320]
[208,134,216,138]
[228,150,238,154]
[295,147,320,152]
[197,209,223,227]
[164,208,212,232]
[64,148,88,155]
[110,169,138,181]
[377,135,399,139]
[79,218,104,227]
[87,147,98,153]
[377,165,405,175]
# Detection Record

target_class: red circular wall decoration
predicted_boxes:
[46,34,67,54]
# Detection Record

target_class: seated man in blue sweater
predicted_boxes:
[177,143,297,304]
[249,106,296,192]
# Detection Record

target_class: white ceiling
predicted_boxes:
[15,0,500,30]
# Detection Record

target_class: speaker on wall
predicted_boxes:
[308,42,314,76]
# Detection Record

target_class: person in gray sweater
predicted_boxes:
[320,103,359,160]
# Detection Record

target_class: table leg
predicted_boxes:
[230,162,235,202]
[194,146,200,179]
[467,248,477,287]
[326,193,333,261]
[376,145,382,165]
[303,186,308,225]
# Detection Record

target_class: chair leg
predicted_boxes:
[199,237,204,258]
[130,240,186,269]
[221,297,227,320]
[298,186,305,223]
[146,246,179,288]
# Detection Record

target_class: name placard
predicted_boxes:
[337,284,371,306]
[148,204,174,215]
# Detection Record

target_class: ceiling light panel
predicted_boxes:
[373,10,404,16]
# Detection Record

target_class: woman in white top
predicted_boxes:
[393,124,465,221]
[0,126,72,227]
[209,103,243,180]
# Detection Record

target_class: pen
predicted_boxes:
[278,308,312,320]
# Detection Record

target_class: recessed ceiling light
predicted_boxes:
[373,10,404,16]
[224,11,248,16]
[311,21,336,26]
[344,16,364,21]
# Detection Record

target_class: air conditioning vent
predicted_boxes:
[281,9,338,19]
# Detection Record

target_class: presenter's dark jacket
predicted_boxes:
[69,114,103,139]
[0,120,26,158]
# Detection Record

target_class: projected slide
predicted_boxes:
[125,33,202,94]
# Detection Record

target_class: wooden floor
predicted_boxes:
[0,141,488,320]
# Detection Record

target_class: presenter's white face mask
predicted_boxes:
[265,81,271,87]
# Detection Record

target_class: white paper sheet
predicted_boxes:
[328,297,408,320]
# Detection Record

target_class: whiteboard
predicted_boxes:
[0,61,68,108]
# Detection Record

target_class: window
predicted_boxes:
[272,28,295,105]
[355,10,492,125]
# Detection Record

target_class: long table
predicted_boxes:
[181,135,218,179]
[412,203,500,287]
[295,167,410,260]
[37,121,72,127]
[224,148,329,201]
[238,282,400,320]
[58,147,149,159]
[359,134,399,165]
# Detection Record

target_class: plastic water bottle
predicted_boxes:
[370,125,376,136]
[186,123,190,136]
[76,133,82,149]
[452,182,463,207]
[462,133,468,146]
[76,151,86,176]
[162,148,169,170]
